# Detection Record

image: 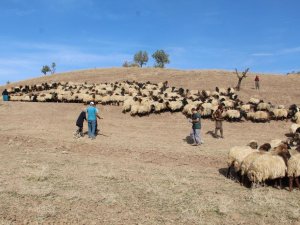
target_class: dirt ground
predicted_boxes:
[0,68,300,225]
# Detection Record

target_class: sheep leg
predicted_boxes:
[279,178,282,189]
[295,177,300,190]
[289,177,294,192]
[226,166,231,178]
[241,174,245,186]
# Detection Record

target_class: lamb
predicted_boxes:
[247,144,291,188]
[287,147,300,191]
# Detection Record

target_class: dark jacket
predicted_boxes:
[2,90,8,96]
[76,111,86,127]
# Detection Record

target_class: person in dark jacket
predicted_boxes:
[2,89,9,101]
[254,76,260,90]
[76,109,87,137]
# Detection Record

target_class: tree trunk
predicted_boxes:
[236,78,242,91]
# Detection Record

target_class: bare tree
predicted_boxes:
[235,68,249,91]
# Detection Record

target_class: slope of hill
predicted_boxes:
[2,67,300,105]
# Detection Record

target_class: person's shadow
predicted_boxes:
[206,130,218,138]
[183,135,194,144]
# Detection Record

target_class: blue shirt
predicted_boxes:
[86,106,98,121]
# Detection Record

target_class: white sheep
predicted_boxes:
[249,97,260,105]
[287,148,300,191]
[290,124,300,134]
[257,102,271,111]
[293,112,300,124]
[253,111,270,123]
[227,145,258,178]
[224,109,241,122]
[247,144,290,187]
[271,108,288,121]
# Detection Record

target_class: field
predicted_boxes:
[0,68,300,225]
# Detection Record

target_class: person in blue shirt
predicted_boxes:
[86,102,101,139]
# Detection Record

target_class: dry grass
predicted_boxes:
[0,68,300,224]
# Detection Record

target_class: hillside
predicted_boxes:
[2,67,300,105]
[0,68,300,224]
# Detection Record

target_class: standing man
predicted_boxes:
[2,89,9,101]
[213,105,224,138]
[254,75,260,90]
[190,108,202,146]
[86,102,101,139]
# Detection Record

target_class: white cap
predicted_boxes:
[90,101,94,105]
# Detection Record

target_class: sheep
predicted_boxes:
[253,111,270,123]
[240,143,272,185]
[200,102,213,118]
[223,109,241,122]
[288,147,300,191]
[293,112,300,124]
[226,144,258,179]
[247,144,291,188]
[257,102,271,111]
[215,87,227,95]
[290,124,300,134]
[288,104,299,118]
[166,98,187,112]
[249,97,260,105]
[152,100,167,113]
[271,108,288,121]
[240,104,251,112]
[222,100,235,109]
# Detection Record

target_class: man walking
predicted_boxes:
[190,108,202,146]
[213,105,224,138]
[86,102,101,139]
[254,75,260,90]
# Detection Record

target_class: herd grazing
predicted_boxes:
[6,80,300,124]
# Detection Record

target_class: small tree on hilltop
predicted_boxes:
[235,68,249,91]
[134,51,148,67]
[152,50,170,68]
[51,62,56,74]
[41,65,51,75]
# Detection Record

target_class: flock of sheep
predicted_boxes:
[6,80,300,123]
[227,123,300,191]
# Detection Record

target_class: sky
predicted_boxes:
[0,0,300,84]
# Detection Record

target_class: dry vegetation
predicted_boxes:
[0,68,300,225]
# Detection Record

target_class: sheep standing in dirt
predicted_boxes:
[226,142,259,180]
[288,146,300,191]
[247,144,291,188]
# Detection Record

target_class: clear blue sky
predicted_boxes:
[0,0,300,84]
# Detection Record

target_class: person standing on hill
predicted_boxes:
[190,108,202,146]
[86,102,101,139]
[213,105,224,138]
[2,89,9,101]
[254,75,260,90]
